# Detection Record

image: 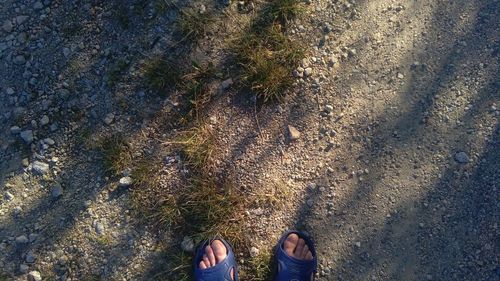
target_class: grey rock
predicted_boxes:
[16,15,28,25]
[40,115,49,126]
[13,55,26,65]
[292,69,303,78]
[10,126,21,134]
[6,87,15,95]
[304,67,313,77]
[33,1,44,10]
[104,113,114,125]
[454,152,469,164]
[44,138,55,145]
[95,222,104,235]
[15,235,29,244]
[62,47,70,57]
[221,78,233,89]
[19,264,29,274]
[28,271,42,281]
[32,161,49,175]
[250,246,259,257]
[51,183,63,198]
[14,206,22,215]
[181,236,195,253]
[306,199,314,207]
[2,19,13,32]
[4,191,14,201]
[287,125,301,141]
[25,251,36,263]
[28,233,38,242]
[324,105,334,113]
[119,176,132,187]
[20,130,34,144]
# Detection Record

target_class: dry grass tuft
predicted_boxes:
[100,134,132,175]
[177,8,213,40]
[170,123,216,172]
[234,0,304,102]
[142,56,181,93]
[181,62,216,120]
[246,250,273,281]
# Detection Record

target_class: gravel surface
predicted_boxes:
[1,0,498,280]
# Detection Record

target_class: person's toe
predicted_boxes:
[294,238,306,258]
[211,240,228,263]
[284,233,299,257]
[205,245,217,267]
[199,260,207,269]
[203,255,211,267]
[306,251,313,261]
[301,244,310,259]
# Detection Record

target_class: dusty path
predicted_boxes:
[0,0,498,280]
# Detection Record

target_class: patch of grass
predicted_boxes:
[76,127,93,149]
[100,134,132,175]
[182,62,216,120]
[235,24,303,102]
[82,274,102,281]
[246,250,273,281]
[233,0,304,103]
[152,249,192,281]
[170,123,215,172]
[265,0,303,24]
[130,159,182,228]
[116,5,131,29]
[179,177,246,243]
[154,0,173,14]
[107,59,130,86]
[95,234,113,246]
[177,8,213,40]
[143,56,181,93]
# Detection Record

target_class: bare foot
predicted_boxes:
[283,233,314,260]
[198,240,234,280]
[282,233,314,280]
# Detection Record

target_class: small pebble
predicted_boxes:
[287,125,301,141]
[119,176,133,187]
[304,67,313,77]
[104,113,114,125]
[20,130,34,144]
[221,78,233,90]
[454,151,469,164]
[51,183,63,198]
[181,236,195,253]
[25,251,36,263]
[28,271,42,281]
[15,235,29,244]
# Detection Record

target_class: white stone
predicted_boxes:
[28,271,42,281]
[32,161,49,175]
[119,176,133,187]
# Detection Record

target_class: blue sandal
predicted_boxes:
[275,230,318,281]
[194,238,239,281]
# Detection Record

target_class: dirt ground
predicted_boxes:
[0,0,498,280]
